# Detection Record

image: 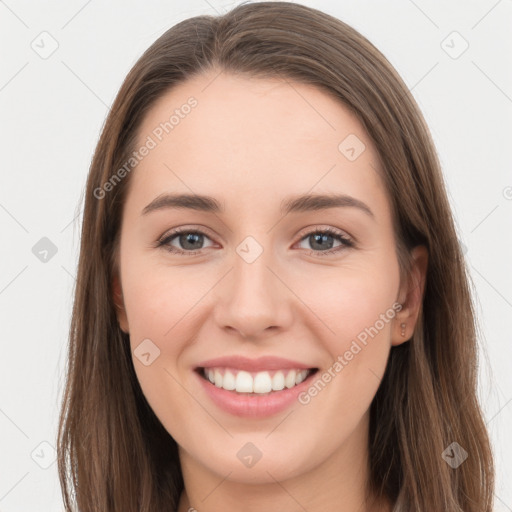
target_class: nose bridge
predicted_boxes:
[213,239,291,338]
[234,246,275,300]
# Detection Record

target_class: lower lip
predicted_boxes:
[195,370,316,418]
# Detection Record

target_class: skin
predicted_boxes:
[113,70,428,512]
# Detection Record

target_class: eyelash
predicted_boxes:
[155,226,355,257]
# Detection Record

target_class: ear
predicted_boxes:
[392,245,428,346]
[112,273,129,334]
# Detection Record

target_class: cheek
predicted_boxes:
[120,254,191,391]
[121,250,209,342]
[122,264,201,444]
[294,259,399,414]
[294,258,399,348]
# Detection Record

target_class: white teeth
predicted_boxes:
[253,372,272,393]
[214,369,223,387]
[295,370,308,385]
[235,370,254,393]
[222,370,236,391]
[203,367,311,393]
[285,370,297,389]
[272,371,285,391]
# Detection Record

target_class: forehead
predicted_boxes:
[129,70,388,219]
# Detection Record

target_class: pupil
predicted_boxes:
[180,233,203,250]
[310,233,333,251]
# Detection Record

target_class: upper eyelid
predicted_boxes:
[295,224,352,240]
[159,224,216,241]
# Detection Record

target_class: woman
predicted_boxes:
[57,2,494,511]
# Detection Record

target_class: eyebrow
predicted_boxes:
[141,192,374,218]
[142,193,222,215]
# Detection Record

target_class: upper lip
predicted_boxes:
[195,356,316,372]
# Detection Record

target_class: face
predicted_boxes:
[113,70,423,487]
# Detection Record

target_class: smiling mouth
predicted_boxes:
[195,367,319,395]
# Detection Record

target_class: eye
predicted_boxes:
[156,225,354,257]
[295,226,354,256]
[156,227,216,255]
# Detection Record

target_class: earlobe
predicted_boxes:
[392,245,428,346]
[112,273,129,334]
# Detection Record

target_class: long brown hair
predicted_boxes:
[57,2,494,510]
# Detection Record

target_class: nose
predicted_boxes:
[212,247,293,341]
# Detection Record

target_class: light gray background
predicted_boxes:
[0,1,511,510]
